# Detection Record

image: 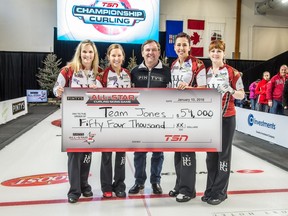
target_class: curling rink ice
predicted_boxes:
[0,109,287,216]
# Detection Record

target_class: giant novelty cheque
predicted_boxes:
[61,88,222,152]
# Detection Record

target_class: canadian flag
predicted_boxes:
[187,19,205,57]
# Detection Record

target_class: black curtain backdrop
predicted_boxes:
[0,51,48,101]
[1,27,287,102]
[241,51,288,90]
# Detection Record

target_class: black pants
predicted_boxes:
[67,152,92,199]
[204,116,236,200]
[173,152,196,197]
[100,152,126,192]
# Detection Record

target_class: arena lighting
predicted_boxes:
[256,0,276,15]
[255,0,287,15]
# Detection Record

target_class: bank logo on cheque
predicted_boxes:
[72,0,146,35]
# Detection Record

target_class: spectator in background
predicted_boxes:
[255,71,270,112]
[266,64,287,115]
[249,79,260,110]
[283,78,288,116]
[234,72,244,107]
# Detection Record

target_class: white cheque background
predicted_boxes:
[61,88,222,152]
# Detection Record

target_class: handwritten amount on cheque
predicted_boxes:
[72,107,214,132]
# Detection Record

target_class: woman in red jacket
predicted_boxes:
[266,65,287,115]
[255,71,270,112]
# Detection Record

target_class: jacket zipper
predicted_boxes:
[147,70,151,88]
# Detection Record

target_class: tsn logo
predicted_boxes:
[165,135,188,142]
[102,2,120,7]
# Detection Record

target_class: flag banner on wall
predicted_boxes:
[208,22,225,41]
[187,19,205,57]
[165,20,183,57]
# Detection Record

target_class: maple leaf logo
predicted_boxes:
[190,32,200,45]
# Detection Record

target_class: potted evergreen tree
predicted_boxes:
[36,53,62,104]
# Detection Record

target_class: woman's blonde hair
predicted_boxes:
[106,43,126,65]
[68,39,99,76]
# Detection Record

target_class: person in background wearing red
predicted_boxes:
[266,65,287,115]
[255,71,270,112]
[249,79,260,110]
[100,44,131,198]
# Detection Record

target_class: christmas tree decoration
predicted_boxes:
[127,49,137,71]
[36,53,62,97]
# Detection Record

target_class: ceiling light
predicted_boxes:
[282,0,288,3]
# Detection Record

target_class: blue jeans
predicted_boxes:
[234,99,243,108]
[257,103,269,112]
[250,99,257,110]
[269,99,284,115]
[133,152,164,185]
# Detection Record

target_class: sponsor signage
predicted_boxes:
[1,173,69,187]
[26,89,48,103]
[0,97,28,125]
[12,101,26,114]
[61,88,222,152]
[57,0,160,44]
[235,108,287,148]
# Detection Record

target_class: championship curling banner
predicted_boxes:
[57,0,160,44]
[61,88,222,152]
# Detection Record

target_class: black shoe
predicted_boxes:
[201,195,210,202]
[68,197,78,203]
[176,193,192,202]
[168,189,179,197]
[82,191,93,197]
[207,197,226,205]
[151,183,163,194]
[128,184,144,194]
[115,191,127,198]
